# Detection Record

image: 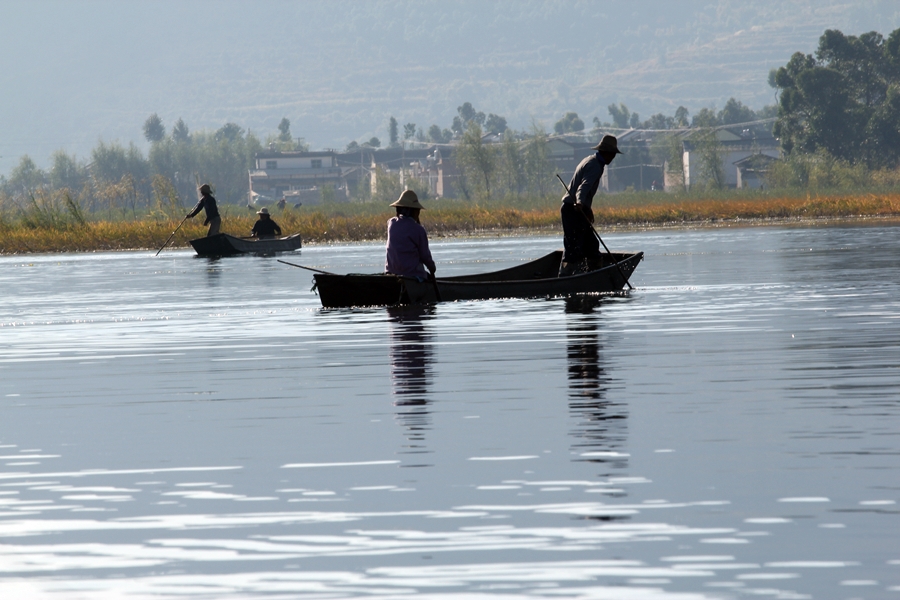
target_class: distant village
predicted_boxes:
[250,120,780,207]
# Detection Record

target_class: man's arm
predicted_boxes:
[186,198,203,218]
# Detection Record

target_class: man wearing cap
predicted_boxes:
[251,207,282,239]
[186,183,221,237]
[558,134,622,276]
[385,190,436,280]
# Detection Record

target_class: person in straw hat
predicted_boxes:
[385,190,436,280]
[558,134,622,277]
[186,183,221,237]
[250,207,282,239]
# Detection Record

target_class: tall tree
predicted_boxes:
[6,155,46,195]
[773,27,900,168]
[454,122,495,201]
[278,118,292,142]
[143,113,165,143]
[607,103,631,128]
[389,117,399,148]
[172,118,190,142]
[554,112,585,134]
[403,123,416,146]
[485,113,507,134]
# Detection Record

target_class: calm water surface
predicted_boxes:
[1,224,899,599]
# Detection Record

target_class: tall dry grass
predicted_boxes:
[2,192,899,254]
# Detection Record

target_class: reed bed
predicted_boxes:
[1,192,899,254]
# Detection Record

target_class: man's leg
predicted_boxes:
[207,216,221,237]
[559,203,584,276]
[580,220,602,271]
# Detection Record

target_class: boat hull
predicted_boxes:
[190,233,302,257]
[312,250,643,308]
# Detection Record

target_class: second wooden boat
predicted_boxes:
[309,250,642,308]
[190,233,302,257]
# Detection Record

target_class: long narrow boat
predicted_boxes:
[309,250,642,308]
[190,233,302,257]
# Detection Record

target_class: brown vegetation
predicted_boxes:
[2,193,899,254]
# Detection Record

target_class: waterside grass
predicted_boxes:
[2,191,900,254]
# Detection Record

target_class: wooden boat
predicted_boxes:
[309,250,643,308]
[190,233,302,257]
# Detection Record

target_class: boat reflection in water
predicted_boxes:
[388,306,435,465]
[565,297,628,476]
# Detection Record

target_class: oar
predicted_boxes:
[555,173,633,290]
[155,215,189,256]
[277,259,335,275]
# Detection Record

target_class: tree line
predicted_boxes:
[4,24,900,221]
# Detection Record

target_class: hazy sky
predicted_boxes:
[2,0,899,176]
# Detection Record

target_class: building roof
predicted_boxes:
[255,150,337,159]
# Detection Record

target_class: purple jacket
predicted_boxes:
[385,215,436,278]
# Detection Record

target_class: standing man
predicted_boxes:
[187,183,221,237]
[385,190,436,280]
[558,135,622,276]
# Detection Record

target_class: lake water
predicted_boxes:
[1,223,899,599]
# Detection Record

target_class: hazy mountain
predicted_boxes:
[2,0,899,175]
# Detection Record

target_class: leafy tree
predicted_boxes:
[674,106,690,127]
[629,112,641,128]
[345,140,361,152]
[485,113,507,134]
[554,112,584,134]
[278,117,292,142]
[143,113,165,143]
[691,127,726,190]
[772,27,900,168]
[719,98,757,125]
[454,122,495,201]
[451,116,464,136]
[364,137,381,148]
[608,103,631,128]
[403,123,416,146]
[389,117,399,148]
[496,130,522,197]
[49,150,85,192]
[457,102,485,128]
[172,118,190,142]
[216,122,244,143]
[692,107,720,127]
[522,122,553,197]
[427,124,443,143]
[643,113,674,129]
[6,155,46,195]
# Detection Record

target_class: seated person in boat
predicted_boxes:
[186,183,221,237]
[251,207,282,239]
[385,190,436,280]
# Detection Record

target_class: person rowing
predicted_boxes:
[558,135,622,276]
[384,190,436,281]
[186,183,221,237]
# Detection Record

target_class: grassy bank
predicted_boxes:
[2,191,900,254]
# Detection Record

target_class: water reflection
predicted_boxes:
[388,306,435,463]
[565,297,627,473]
[203,257,223,286]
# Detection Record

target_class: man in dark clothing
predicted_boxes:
[250,207,282,239]
[187,183,221,237]
[558,135,622,276]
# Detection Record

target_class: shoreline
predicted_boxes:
[2,213,899,255]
